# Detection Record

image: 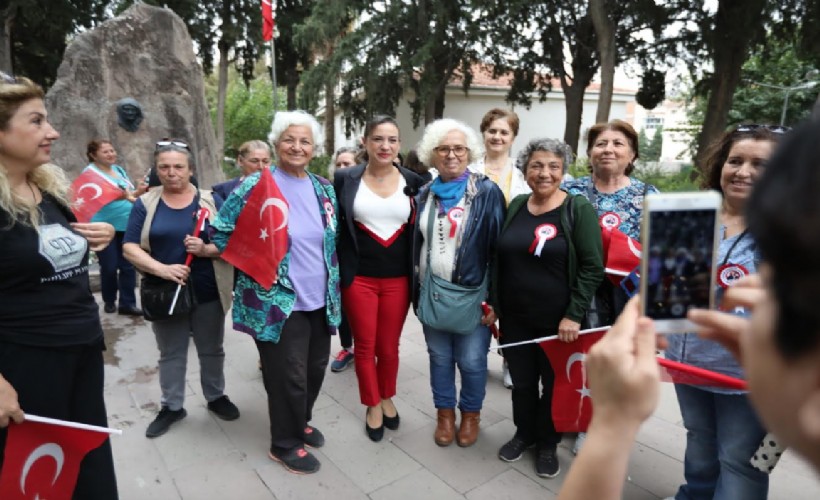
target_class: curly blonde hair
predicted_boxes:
[0,76,69,227]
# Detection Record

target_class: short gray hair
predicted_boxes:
[154,144,195,171]
[269,110,324,155]
[515,138,574,174]
[416,118,484,166]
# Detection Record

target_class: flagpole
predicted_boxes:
[271,37,278,114]
[488,326,611,351]
[26,414,123,435]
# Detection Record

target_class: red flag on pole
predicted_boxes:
[0,419,110,499]
[262,0,274,41]
[219,168,288,290]
[540,331,606,432]
[68,168,125,222]
[606,227,642,284]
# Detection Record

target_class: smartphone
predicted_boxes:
[640,191,722,333]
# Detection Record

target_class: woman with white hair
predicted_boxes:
[412,118,506,448]
[211,110,341,475]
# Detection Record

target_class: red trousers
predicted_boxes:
[342,276,410,406]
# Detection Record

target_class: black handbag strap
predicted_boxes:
[424,193,437,269]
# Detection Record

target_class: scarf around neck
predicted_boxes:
[430,170,470,213]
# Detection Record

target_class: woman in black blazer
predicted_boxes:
[334,116,425,442]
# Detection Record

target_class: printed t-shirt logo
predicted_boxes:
[38,224,87,272]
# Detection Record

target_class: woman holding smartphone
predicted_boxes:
[664,124,786,500]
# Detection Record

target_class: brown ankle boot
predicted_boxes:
[434,408,456,446]
[457,411,480,447]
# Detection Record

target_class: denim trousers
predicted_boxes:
[96,231,137,308]
[674,384,769,500]
[151,300,226,410]
[422,323,491,412]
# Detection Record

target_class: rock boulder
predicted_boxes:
[46,3,223,188]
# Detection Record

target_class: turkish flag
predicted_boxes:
[220,168,288,290]
[0,420,109,500]
[606,228,642,284]
[262,0,274,41]
[658,357,748,391]
[68,169,125,222]
[540,331,605,432]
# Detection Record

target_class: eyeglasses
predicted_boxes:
[0,72,17,84]
[735,124,790,134]
[155,139,191,151]
[434,146,470,158]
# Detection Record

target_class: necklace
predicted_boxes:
[366,168,391,183]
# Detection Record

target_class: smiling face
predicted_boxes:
[589,129,636,177]
[92,142,117,168]
[525,150,564,199]
[275,125,315,173]
[720,138,773,208]
[156,150,192,192]
[433,130,470,181]
[483,118,515,157]
[238,148,270,176]
[0,98,59,172]
[363,122,400,169]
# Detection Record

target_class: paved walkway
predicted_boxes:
[100,300,819,499]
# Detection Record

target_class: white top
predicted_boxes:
[352,176,410,244]
[419,192,464,281]
[468,156,530,205]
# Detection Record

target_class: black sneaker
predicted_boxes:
[303,426,325,448]
[535,446,560,478]
[118,305,143,316]
[146,407,187,438]
[207,395,240,421]
[268,446,321,474]
[103,303,116,314]
[498,437,535,462]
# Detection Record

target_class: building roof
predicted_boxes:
[448,63,636,95]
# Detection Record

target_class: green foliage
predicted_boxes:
[641,126,663,162]
[308,155,331,180]
[633,164,700,192]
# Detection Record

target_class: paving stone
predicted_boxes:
[465,468,556,500]
[369,465,465,500]
[171,451,273,499]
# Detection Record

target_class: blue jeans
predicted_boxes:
[96,231,136,308]
[423,324,491,412]
[674,384,769,500]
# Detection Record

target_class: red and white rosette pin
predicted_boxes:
[528,223,557,257]
[717,263,749,289]
[447,207,465,238]
[324,201,335,231]
[599,211,621,230]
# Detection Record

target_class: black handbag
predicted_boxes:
[140,274,197,321]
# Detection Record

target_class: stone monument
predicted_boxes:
[46,3,224,188]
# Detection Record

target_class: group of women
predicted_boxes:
[0,70,784,497]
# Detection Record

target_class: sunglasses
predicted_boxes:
[155,139,191,151]
[735,124,790,134]
[0,72,18,84]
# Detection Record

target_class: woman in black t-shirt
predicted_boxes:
[488,138,603,480]
[0,75,119,498]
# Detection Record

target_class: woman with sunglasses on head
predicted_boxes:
[123,139,238,439]
[84,139,146,316]
[413,118,505,448]
[0,74,118,498]
[334,116,424,441]
[212,140,271,202]
[663,124,786,500]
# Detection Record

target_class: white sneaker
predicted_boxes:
[502,360,513,389]
[572,432,587,455]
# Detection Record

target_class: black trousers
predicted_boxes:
[338,313,353,350]
[256,308,331,451]
[499,318,562,447]
[0,340,118,499]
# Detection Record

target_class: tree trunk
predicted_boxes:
[589,0,615,123]
[215,41,229,168]
[563,81,587,154]
[0,7,14,74]
[324,77,335,155]
[286,66,298,111]
[694,0,767,172]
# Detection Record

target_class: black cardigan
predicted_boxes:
[334,163,426,288]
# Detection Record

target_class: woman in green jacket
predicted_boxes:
[487,138,603,479]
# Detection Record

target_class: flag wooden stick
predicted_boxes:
[488,326,611,351]
[26,414,123,435]
[168,208,210,315]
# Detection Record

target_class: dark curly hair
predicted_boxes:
[702,124,784,192]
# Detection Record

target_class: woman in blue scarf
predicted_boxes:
[412,119,506,448]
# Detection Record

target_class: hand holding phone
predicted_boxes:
[640,191,722,333]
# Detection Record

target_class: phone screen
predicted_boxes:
[644,208,717,320]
